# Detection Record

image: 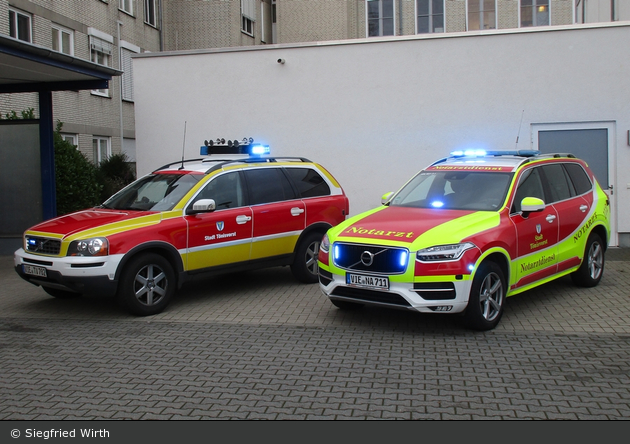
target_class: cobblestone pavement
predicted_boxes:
[1,249,630,420]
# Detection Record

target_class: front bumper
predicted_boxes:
[14,248,123,297]
[318,268,472,314]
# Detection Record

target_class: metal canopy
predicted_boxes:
[0,34,121,93]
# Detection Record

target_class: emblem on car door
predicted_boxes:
[216,221,224,231]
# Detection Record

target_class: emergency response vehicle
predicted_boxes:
[318,150,610,330]
[14,139,349,316]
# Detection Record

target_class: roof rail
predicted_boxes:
[536,153,576,159]
[152,158,205,173]
[204,156,312,174]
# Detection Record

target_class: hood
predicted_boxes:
[334,206,500,249]
[26,209,159,239]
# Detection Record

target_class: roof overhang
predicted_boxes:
[0,34,121,94]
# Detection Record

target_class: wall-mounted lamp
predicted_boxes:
[277,58,285,64]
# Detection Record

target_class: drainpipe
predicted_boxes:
[117,21,124,157]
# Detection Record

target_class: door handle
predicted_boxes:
[236,215,251,224]
[291,207,305,216]
[579,205,588,212]
[546,214,556,223]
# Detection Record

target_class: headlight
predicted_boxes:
[67,237,109,257]
[320,234,330,253]
[416,242,475,262]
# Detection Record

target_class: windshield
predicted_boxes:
[102,173,202,211]
[389,171,513,211]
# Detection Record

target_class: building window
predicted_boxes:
[468,0,496,30]
[119,0,134,16]
[521,0,549,27]
[242,16,254,35]
[61,134,78,148]
[90,35,113,97]
[145,0,158,27]
[367,0,395,37]
[93,137,111,165]
[52,24,74,55]
[9,8,32,42]
[241,0,255,36]
[417,0,444,33]
[121,46,138,102]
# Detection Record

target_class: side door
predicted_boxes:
[185,171,252,271]
[244,167,306,261]
[284,166,339,226]
[509,166,559,289]
[540,163,589,274]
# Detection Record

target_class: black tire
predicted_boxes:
[571,233,605,288]
[291,231,323,283]
[463,261,506,331]
[117,253,176,316]
[42,286,80,299]
[331,299,364,310]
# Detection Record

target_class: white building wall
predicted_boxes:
[133,22,630,246]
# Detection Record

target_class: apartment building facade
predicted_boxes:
[1,0,627,166]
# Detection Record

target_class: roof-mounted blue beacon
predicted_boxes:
[200,137,270,157]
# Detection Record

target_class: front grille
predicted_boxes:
[25,236,61,256]
[332,243,408,274]
[331,286,411,307]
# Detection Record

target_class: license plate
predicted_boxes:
[346,273,389,290]
[23,264,47,278]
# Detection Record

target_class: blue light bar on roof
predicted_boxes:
[250,144,270,156]
[199,138,270,156]
[451,149,487,157]
[449,149,540,158]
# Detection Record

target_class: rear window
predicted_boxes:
[244,168,297,205]
[564,163,593,195]
[542,164,573,203]
[285,167,331,198]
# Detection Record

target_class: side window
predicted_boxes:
[512,167,545,213]
[541,164,573,203]
[564,163,593,195]
[244,168,296,205]
[284,168,331,198]
[196,172,245,210]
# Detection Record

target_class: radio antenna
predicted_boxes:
[515,110,524,149]
[180,121,187,170]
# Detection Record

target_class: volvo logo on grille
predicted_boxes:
[360,251,374,266]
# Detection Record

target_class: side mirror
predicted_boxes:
[188,198,216,215]
[521,197,545,215]
[381,192,394,205]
